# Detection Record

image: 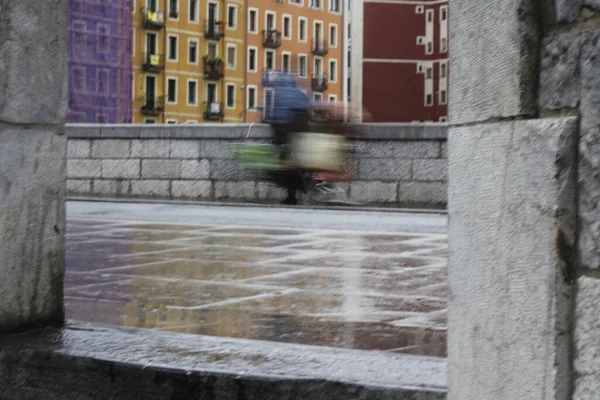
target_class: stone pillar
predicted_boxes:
[0,1,68,332]
[447,1,583,399]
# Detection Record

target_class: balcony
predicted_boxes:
[203,102,224,121]
[311,75,328,92]
[312,39,329,56]
[140,95,165,116]
[142,53,164,72]
[262,29,282,48]
[203,56,225,80]
[204,20,224,40]
[142,9,165,29]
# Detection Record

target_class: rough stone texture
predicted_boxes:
[67,179,91,195]
[131,180,170,197]
[93,180,131,197]
[578,30,600,269]
[350,181,398,203]
[257,182,287,201]
[170,140,200,159]
[215,181,256,200]
[171,180,212,199]
[181,159,210,180]
[131,140,170,158]
[141,159,182,179]
[448,117,578,400]
[555,0,600,23]
[412,160,448,181]
[540,30,582,110]
[201,140,234,159]
[574,276,600,400]
[355,141,440,159]
[449,0,540,123]
[91,140,130,159]
[67,160,102,179]
[102,160,140,180]
[0,1,68,124]
[358,159,412,181]
[0,128,66,332]
[399,182,447,205]
[211,159,257,181]
[67,140,91,159]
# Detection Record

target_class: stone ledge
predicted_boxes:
[0,322,447,400]
[66,124,448,141]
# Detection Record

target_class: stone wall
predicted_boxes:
[65,123,448,208]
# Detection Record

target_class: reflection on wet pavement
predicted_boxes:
[65,218,448,357]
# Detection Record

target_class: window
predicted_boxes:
[249,9,257,33]
[98,24,109,52]
[314,93,323,101]
[441,6,448,21]
[329,59,337,82]
[96,114,108,123]
[169,0,178,17]
[427,9,433,22]
[314,57,323,76]
[441,37,447,53]
[189,40,198,63]
[147,0,157,12]
[265,50,275,70]
[167,78,177,103]
[426,67,433,79]
[441,63,447,78]
[329,0,340,12]
[416,5,424,14]
[188,80,198,105]
[168,35,178,60]
[347,51,351,67]
[314,21,323,42]
[299,18,307,42]
[248,47,257,72]
[427,42,433,54]
[311,0,321,9]
[440,117,447,122]
[426,94,433,106]
[226,84,236,108]
[97,69,109,93]
[73,67,84,91]
[189,0,198,22]
[440,90,447,104]
[290,0,302,5]
[329,95,336,102]
[227,5,237,29]
[298,54,307,77]
[282,53,291,72]
[329,24,337,47]
[283,15,291,39]
[207,42,217,58]
[73,21,86,45]
[167,119,178,124]
[227,45,236,68]
[247,86,257,109]
[144,119,156,124]
[266,12,275,30]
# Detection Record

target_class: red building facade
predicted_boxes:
[350,0,448,122]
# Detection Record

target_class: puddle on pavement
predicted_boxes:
[65,218,448,357]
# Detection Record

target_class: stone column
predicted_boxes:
[447,1,581,399]
[0,1,68,332]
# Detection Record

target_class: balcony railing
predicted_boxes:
[262,29,282,48]
[169,10,178,18]
[205,20,224,40]
[142,53,165,72]
[142,9,165,29]
[203,102,224,121]
[203,56,225,80]
[311,75,329,92]
[312,39,329,56]
[140,95,165,116]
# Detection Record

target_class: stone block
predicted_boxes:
[554,0,582,22]
[67,159,102,179]
[170,140,201,159]
[578,30,600,269]
[101,125,141,138]
[358,159,411,181]
[257,182,287,201]
[574,276,600,400]
[447,117,578,400]
[210,159,257,181]
[540,30,581,110]
[0,128,66,332]
[0,2,68,124]
[92,180,131,197]
[91,140,130,159]
[354,141,440,159]
[102,160,140,179]
[350,181,398,203]
[67,179,91,195]
[181,160,210,180]
[131,180,170,197]
[141,160,182,179]
[449,0,540,123]
[171,180,212,199]
[214,181,256,200]
[441,142,448,159]
[131,140,170,158]
[200,140,234,159]
[412,159,448,181]
[398,182,447,205]
[67,140,91,158]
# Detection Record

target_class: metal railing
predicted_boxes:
[262,29,282,48]
[203,56,225,80]
[205,20,224,39]
[142,53,165,72]
[312,39,329,56]
[140,95,165,116]
[203,102,224,120]
[311,74,329,92]
[142,9,165,29]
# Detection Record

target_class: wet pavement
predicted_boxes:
[65,201,448,357]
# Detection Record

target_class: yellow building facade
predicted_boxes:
[132,0,247,123]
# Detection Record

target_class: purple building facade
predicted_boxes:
[68,0,133,123]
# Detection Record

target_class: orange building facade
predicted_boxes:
[244,0,344,123]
